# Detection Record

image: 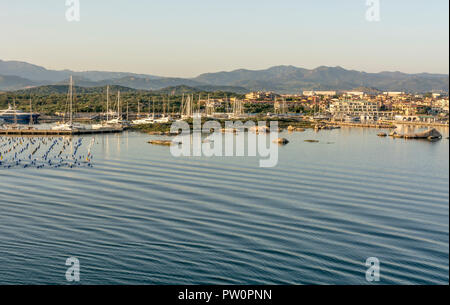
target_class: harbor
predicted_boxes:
[0,126,124,136]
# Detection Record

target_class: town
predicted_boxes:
[242,90,449,125]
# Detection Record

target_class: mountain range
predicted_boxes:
[0,59,448,94]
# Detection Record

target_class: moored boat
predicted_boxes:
[0,105,40,124]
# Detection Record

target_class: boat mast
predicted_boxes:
[69,76,73,125]
[181,94,184,116]
[163,96,166,117]
[29,97,33,126]
[168,96,170,117]
[106,85,110,121]
[152,97,155,119]
[13,98,17,126]
[117,90,121,120]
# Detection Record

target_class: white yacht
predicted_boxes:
[0,104,39,124]
[154,115,172,124]
[132,117,155,125]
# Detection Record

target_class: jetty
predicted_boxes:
[0,127,123,136]
[329,122,395,129]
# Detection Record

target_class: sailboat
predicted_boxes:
[153,96,172,123]
[92,85,114,130]
[132,98,156,125]
[104,90,125,126]
[52,76,86,131]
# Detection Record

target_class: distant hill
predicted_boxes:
[154,85,247,95]
[13,85,139,95]
[0,59,160,82]
[12,84,245,97]
[194,65,449,93]
[0,75,41,91]
[1,59,448,93]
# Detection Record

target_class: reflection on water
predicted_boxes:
[0,126,448,284]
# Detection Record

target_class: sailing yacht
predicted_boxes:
[0,102,39,124]
[52,76,87,131]
[92,85,115,130]
[104,90,124,126]
[132,99,156,125]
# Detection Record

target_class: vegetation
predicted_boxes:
[0,86,245,115]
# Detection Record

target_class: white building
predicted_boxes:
[432,93,441,99]
[383,92,405,97]
[344,91,365,98]
[303,91,337,97]
[330,100,379,115]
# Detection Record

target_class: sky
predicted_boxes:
[0,0,448,77]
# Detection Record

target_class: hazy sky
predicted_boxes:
[0,0,448,77]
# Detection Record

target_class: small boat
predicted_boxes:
[52,122,88,131]
[154,116,172,124]
[132,117,155,125]
[148,140,178,146]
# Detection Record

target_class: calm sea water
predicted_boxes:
[0,126,448,285]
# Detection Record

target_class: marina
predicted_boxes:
[0,127,124,135]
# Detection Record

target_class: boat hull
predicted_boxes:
[0,114,40,124]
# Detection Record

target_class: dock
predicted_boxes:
[329,122,396,129]
[0,127,124,136]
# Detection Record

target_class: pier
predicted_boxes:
[329,122,396,129]
[0,127,124,136]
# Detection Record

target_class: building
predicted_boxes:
[432,93,441,99]
[245,91,277,100]
[383,92,405,97]
[303,91,337,97]
[329,100,379,115]
[344,91,365,98]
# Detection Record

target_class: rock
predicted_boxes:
[295,128,306,132]
[377,133,387,137]
[393,128,442,140]
[250,126,270,133]
[221,128,237,133]
[148,140,177,146]
[304,140,319,143]
[287,125,295,132]
[273,138,289,145]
